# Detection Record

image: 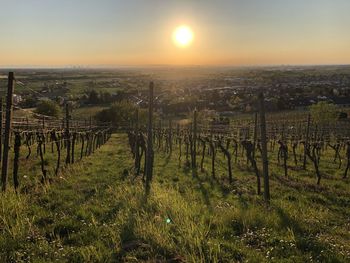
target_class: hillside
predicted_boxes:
[1,134,349,262]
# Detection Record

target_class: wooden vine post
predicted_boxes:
[50,131,60,176]
[71,132,76,163]
[242,140,260,194]
[192,109,197,176]
[80,134,85,160]
[65,103,71,164]
[258,92,270,204]
[344,142,350,179]
[134,108,140,174]
[252,112,258,160]
[158,119,162,150]
[145,82,154,196]
[206,137,216,179]
[168,118,173,156]
[0,97,3,160]
[1,72,14,192]
[303,114,311,170]
[13,132,21,190]
[218,139,233,183]
[38,136,47,184]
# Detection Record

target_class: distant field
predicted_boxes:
[0,69,151,98]
[71,106,108,119]
[11,105,107,122]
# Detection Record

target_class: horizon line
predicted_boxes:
[1,63,350,70]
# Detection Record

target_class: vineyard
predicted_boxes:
[0,73,112,192]
[128,86,350,200]
[0,74,349,262]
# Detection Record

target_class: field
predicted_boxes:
[0,69,151,98]
[1,134,349,262]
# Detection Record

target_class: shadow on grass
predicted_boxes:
[113,210,184,262]
[191,172,212,210]
[274,206,343,262]
[275,206,304,234]
[295,234,342,262]
[272,173,329,194]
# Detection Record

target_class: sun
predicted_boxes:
[173,25,193,47]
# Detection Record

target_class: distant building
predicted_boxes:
[13,94,23,104]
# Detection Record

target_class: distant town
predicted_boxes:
[1,65,350,118]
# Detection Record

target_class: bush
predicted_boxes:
[35,99,61,118]
[338,111,348,119]
[309,101,338,124]
[95,100,148,126]
[87,90,99,104]
[20,96,37,108]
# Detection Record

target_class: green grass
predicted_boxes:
[72,106,108,119]
[0,134,349,262]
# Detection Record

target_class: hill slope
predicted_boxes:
[1,135,349,262]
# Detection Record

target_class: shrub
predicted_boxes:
[87,90,99,104]
[95,100,148,126]
[35,99,61,118]
[309,101,338,124]
[20,96,37,108]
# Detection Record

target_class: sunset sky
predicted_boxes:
[1,0,350,67]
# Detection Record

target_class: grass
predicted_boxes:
[0,134,349,262]
[72,106,108,119]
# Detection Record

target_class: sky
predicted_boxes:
[0,0,350,67]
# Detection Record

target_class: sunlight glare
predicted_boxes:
[173,25,193,47]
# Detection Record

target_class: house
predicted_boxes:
[13,94,23,104]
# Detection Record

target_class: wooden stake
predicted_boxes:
[303,114,311,170]
[252,112,258,160]
[169,118,172,155]
[258,92,270,204]
[145,82,154,196]
[134,108,140,174]
[13,132,21,190]
[1,72,14,191]
[0,97,3,161]
[192,109,197,175]
[71,132,76,164]
[65,103,71,164]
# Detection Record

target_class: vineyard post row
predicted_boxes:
[128,85,350,202]
[0,72,113,192]
[131,82,271,204]
[1,72,14,191]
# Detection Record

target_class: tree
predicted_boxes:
[35,99,61,117]
[100,91,112,103]
[95,100,148,126]
[187,109,218,127]
[87,90,99,104]
[310,101,338,124]
[20,96,37,108]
